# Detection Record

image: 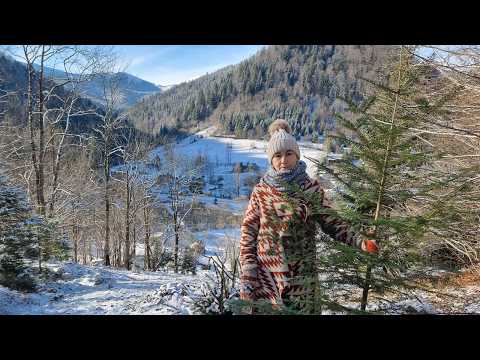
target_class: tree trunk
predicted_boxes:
[124,171,131,270]
[117,234,122,267]
[173,192,179,273]
[83,233,87,265]
[88,236,92,264]
[25,56,41,216]
[104,137,111,266]
[143,198,151,271]
[174,227,179,273]
[361,47,404,311]
[48,123,56,218]
[48,100,73,217]
[73,224,78,263]
[25,59,42,273]
[36,46,46,217]
[170,174,180,274]
[132,220,136,271]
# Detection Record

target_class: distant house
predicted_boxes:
[232,162,246,173]
[326,157,343,165]
[247,162,260,172]
[232,161,259,173]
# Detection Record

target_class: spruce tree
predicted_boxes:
[232,46,463,315]
[306,46,459,312]
[0,173,37,290]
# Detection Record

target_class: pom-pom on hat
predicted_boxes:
[266,119,300,164]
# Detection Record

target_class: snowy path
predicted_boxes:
[0,262,214,315]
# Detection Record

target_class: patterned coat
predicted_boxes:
[239,178,364,310]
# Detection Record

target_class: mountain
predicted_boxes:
[1,52,161,133]
[157,84,175,92]
[1,53,127,136]
[126,45,396,140]
[77,72,162,110]
[0,53,28,89]
[0,52,159,170]
[32,64,162,110]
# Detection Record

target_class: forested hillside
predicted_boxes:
[127,45,395,139]
[31,61,162,111]
[0,52,103,134]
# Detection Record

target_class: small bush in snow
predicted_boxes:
[180,247,197,275]
[194,251,240,314]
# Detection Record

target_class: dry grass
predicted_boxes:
[432,264,480,289]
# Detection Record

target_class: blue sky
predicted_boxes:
[5,45,465,87]
[114,45,266,85]
[1,45,266,86]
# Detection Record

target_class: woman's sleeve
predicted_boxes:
[315,188,364,249]
[239,189,261,300]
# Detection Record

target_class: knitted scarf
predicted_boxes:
[261,160,310,194]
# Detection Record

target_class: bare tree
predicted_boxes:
[63,145,100,264]
[234,163,241,198]
[142,182,154,270]
[0,45,116,270]
[159,143,204,273]
[1,46,120,267]
[140,158,158,271]
[404,46,480,265]
[197,234,240,314]
[112,131,149,270]
[44,46,109,219]
[92,59,127,266]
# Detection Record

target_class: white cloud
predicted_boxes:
[116,45,266,85]
[118,46,182,73]
[140,62,236,85]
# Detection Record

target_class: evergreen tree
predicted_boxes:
[306,46,460,312]
[32,217,70,267]
[0,173,37,290]
[231,46,464,315]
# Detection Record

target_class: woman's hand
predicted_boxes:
[362,239,378,254]
[361,228,379,253]
[361,239,379,253]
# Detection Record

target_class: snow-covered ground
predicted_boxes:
[2,259,479,315]
[148,126,327,179]
[0,223,246,315]
[0,261,216,315]
[194,227,240,257]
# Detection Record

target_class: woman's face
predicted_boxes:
[272,149,298,171]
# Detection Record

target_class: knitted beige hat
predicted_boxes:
[266,119,300,164]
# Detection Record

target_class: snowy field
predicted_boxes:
[0,228,243,315]
[0,261,216,315]
[194,227,241,257]
[112,126,330,216]
[148,126,328,180]
[108,127,336,253]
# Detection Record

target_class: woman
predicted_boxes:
[239,119,378,314]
